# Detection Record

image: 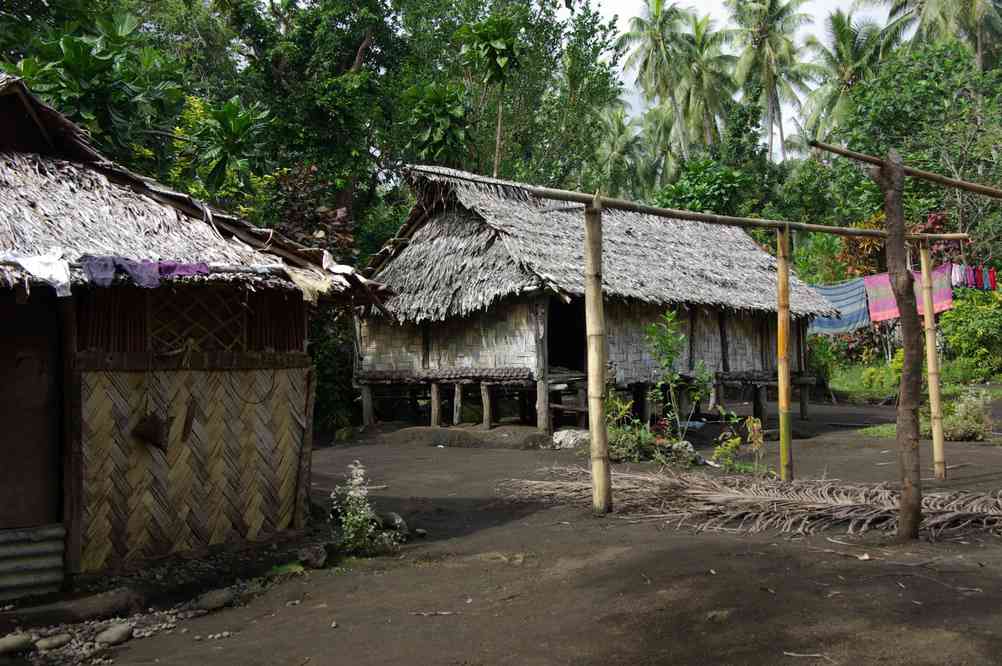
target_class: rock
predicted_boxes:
[551,428,589,450]
[192,587,236,612]
[380,512,409,536]
[298,544,328,569]
[0,632,33,655]
[95,623,133,646]
[704,609,733,624]
[414,528,428,538]
[2,587,145,626]
[36,633,72,651]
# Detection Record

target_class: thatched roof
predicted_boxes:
[0,74,380,301]
[368,165,836,322]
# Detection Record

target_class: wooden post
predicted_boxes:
[481,383,493,430]
[920,243,946,480]
[585,198,612,514]
[430,383,441,427]
[360,384,375,427]
[534,297,551,434]
[453,383,463,425]
[873,149,923,540]
[776,226,794,481]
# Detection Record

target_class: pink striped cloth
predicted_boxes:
[863,264,954,322]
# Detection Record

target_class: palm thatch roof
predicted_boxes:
[0,74,380,301]
[367,165,835,322]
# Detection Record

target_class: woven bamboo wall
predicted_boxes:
[79,367,309,572]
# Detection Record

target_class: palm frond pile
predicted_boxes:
[500,467,1002,539]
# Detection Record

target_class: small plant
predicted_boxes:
[644,311,713,444]
[711,416,766,474]
[329,461,401,555]
[941,388,992,442]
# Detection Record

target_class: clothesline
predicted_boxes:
[809,262,991,336]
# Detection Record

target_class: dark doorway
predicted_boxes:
[0,291,62,528]
[547,297,587,372]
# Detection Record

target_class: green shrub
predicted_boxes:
[329,461,401,555]
[940,289,1002,375]
[940,357,994,384]
[941,389,992,442]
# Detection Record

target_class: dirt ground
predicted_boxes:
[110,400,1002,665]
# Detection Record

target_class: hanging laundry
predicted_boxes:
[159,261,210,279]
[966,265,976,288]
[951,263,964,287]
[983,268,991,290]
[114,258,160,288]
[80,255,116,287]
[808,278,871,336]
[991,268,998,291]
[864,264,954,322]
[0,248,72,297]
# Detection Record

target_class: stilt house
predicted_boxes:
[0,75,380,599]
[357,166,835,431]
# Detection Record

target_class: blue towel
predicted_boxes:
[808,278,870,336]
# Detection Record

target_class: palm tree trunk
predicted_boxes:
[493,88,503,178]
[669,93,689,160]
[977,24,985,72]
[766,91,775,163]
[776,91,787,162]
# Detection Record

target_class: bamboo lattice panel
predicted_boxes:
[79,368,308,572]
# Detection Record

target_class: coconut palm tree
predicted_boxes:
[618,0,693,158]
[802,10,897,141]
[634,103,679,197]
[726,0,816,161]
[677,13,737,146]
[594,106,643,197]
[862,0,1002,69]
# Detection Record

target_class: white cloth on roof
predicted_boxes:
[0,247,72,297]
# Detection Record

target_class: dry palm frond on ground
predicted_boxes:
[499,467,1002,539]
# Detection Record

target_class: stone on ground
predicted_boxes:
[298,544,328,569]
[380,512,409,537]
[0,632,33,655]
[192,587,236,612]
[35,633,72,651]
[95,622,133,646]
[552,429,589,450]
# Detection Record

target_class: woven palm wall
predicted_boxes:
[79,367,309,572]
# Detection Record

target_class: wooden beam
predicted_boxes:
[717,310,730,372]
[776,227,794,481]
[919,244,946,480]
[360,384,375,427]
[294,369,317,529]
[430,383,441,427]
[59,297,83,575]
[432,171,968,241]
[481,384,493,430]
[534,297,551,434]
[811,140,1002,201]
[585,199,611,514]
[453,383,463,425]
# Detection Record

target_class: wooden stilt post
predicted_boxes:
[481,383,493,430]
[534,298,551,434]
[585,197,612,514]
[360,384,375,427]
[430,383,441,427]
[920,243,946,480]
[453,383,463,425]
[776,225,794,481]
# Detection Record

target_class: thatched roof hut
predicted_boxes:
[357,166,833,433]
[0,75,379,598]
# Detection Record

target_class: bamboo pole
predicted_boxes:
[810,140,1002,201]
[776,226,794,481]
[585,197,611,514]
[425,171,968,242]
[919,244,946,480]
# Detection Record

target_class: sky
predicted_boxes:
[593,0,890,123]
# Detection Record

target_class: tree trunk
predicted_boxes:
[871,149,923,540]
[766,91,775,163]
[977,24,985,72]
[493,90,503,179]
[669,93,689,160]
[776,91,787,162]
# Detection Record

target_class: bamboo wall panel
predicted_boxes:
[79,368,309,572]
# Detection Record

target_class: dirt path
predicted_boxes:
[108,408,1002,666]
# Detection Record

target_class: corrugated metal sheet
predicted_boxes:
[0,524,65,600]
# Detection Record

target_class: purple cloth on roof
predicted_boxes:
[81,255,116,287]
[159,261,210,278]
[114,258,160,288]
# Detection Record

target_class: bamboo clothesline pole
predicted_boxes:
[776,226,794,481]
[810,140,1002,201]
[584,197,612,514]
[919,244,946,480]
